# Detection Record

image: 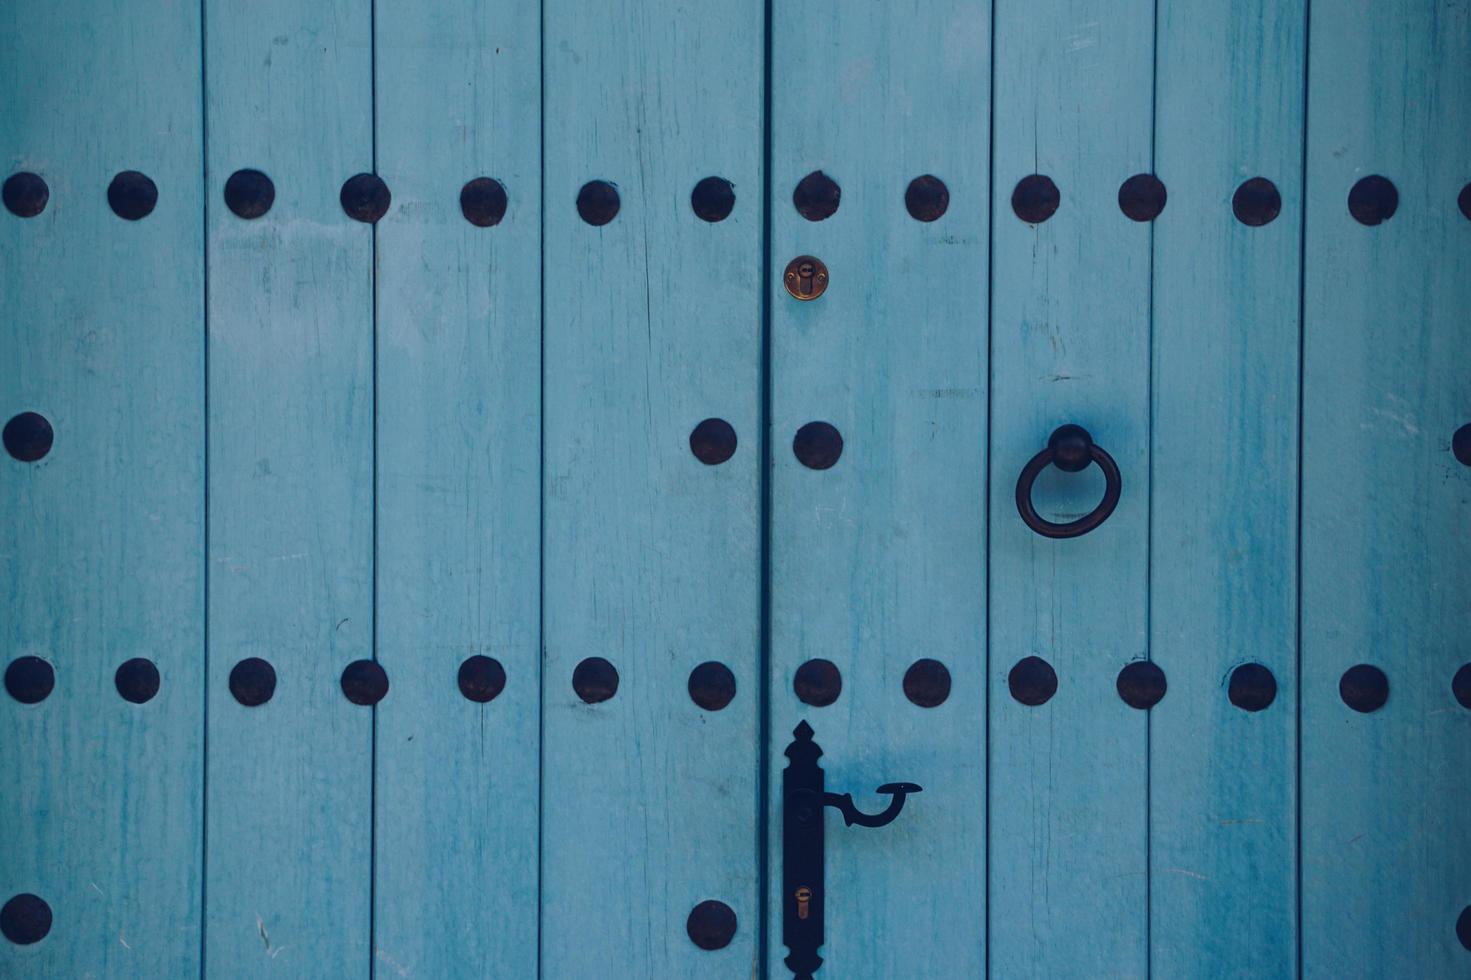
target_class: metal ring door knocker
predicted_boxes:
[1015,423,1122,539]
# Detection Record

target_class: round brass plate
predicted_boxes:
[783,255,828,301]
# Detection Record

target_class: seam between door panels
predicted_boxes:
[983,0,998,974]
[198,0,211,973]
[1144,0,1160,972]
[1292,1,1312,976]
[536,0,548,972]
[757,0,775,974]
[369,0,380,972]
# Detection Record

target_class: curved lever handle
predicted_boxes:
[822,782,922,828]
[1015,423,1122,539]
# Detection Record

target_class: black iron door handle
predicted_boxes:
[783,722,921,980]
[822,783,921,828]
[1014,423,1122,539]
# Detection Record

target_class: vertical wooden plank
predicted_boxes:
[372,1,540,975]
[1148,1,1305,976]
[540,0,763,974]
[987,0,1153,974]
[1300,2,1471,975]
[0,2,203,975]
[204,0,373,972]
[767,1,990,975]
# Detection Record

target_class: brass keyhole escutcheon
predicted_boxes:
[795,886,812,920]
[784,255,829,301]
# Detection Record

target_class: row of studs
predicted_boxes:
[9,168,1470,227]
[0,891,740,951]
[9,652,1470,716]
[12,412,1471,474]
[1,412,851,469]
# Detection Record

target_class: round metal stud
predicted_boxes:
[1232,177,1281,227]
[689,418,738,465]
[1453,663,1471,711]
[688,661,736,711]
[108,170,157,220]
[691,176,735,222]
[457,655,506,703]
[1227,662,1277,712]
[1451,423,1471,467]
[792,421,842,470]
[0,893,51,945]
[224,169,275,219]
[1117,661,1167,709]
[903,658,951,708]
[1008,656,1057,706]
[340,660,389,705]
[4,411,54,462]
[572,656,619,704]
[2,172,48,217]
[1348,175,1397,226]
[1011,174,1060,224]
[686,899,737,951]
[793,170,840,221]
[115,658,161,704]
[905,175,949,222]
[460,177,508,227]
[1118,173,1167,222]
[1339,663,1388,713]
[4,657,54,705]
[793,659,841,707]
[228,657,276,707]
[340,173,391,223]
[576,180,619,226]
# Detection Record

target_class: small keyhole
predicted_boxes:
[798,262,815,291]
[784,255,828,300]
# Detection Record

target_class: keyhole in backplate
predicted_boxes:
[784,255,828,300]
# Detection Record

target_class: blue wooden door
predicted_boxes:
[3,1,1469,977]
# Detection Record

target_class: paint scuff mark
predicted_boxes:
[256,913,289,959]
[1164,867,1208,880]
[376,949,412,977]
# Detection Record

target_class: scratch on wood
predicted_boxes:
[376,949,412,977]
[1163,868,1208,881]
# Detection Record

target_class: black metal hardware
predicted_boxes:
[1014,423,1122,539]
[783,721,920,980]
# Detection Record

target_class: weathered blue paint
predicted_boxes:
[1148,1,1305,976]
[3,3,1470,977]
[203,0,374,973]
[988,0,1154,975]
[371,1,541,976]
[0,1,204,975]
[1300,1,1471,976]
[767,0,990,976]
[539,0,763,975]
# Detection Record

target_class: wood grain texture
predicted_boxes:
[988,0,1154,975]
[540,0,763,974]
[371,1,541,975]
[1148,1,1305,976]
[767,0,990,975]
[0,1,204,975]
[1300,1,1471,975]
[203,0,374,972]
